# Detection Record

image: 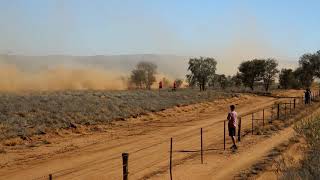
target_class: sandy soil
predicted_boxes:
[152,127,295,180]
[256,138,307,180]
[271,88,319,98]
[0,90,312,180]
[0,94,282,180]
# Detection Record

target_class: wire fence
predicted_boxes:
[32,91,320,180]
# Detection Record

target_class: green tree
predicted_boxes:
[186,57,217,91]
[294,67,313,88]
[296,51,320,88]
[279,68,296,89]
[217,74,228,89]
[130,61,157,90]
[208,74,218,88]
[262,58,279,92]
[231,73,242,87]
[162,77,170,88]
[279,69,303,89]
[238,59,265,91]
[299,51,320,77]
[130,69,145,89]
[175,79,183,88]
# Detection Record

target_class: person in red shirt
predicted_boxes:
[227,105,237,149]
[173,81,177,91]
[159,81,163,89]
[158,81,163,94]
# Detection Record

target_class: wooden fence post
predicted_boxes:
[224,121,226,150]
[122,153,129,180]
[170,138,173,180]
[277,104,280,119]
[262,109,265,127]
[270,106,273,123]
[284,103,289,119]
[251,113,254,135]
[313,92,315,100]
[238,117,241,142]
[201,128,203,164]
[49,174,52,180]
[289,101,292,114]
[284,103,287,119]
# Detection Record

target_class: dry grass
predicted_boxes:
[280,116,320,179]
[0,148,6,154]
[234,100,320,180]
[0,89,235,140]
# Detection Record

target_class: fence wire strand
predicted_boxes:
[31,96,318,180]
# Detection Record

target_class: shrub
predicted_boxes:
[281,117,320,179]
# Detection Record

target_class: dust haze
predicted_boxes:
[0,63,127,91]
[0,3,298,91]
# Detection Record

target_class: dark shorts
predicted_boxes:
[228,126,236,136]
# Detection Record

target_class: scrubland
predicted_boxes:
[0,89,235,140]
[280,116,320,179]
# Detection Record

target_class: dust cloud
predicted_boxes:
[0,62,184,91]
[0,63,127,91]
[216,11,279,75]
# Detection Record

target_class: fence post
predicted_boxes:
[284,103,287,119]
[262,109,265,127]
[277,104,280,119]
[251,113,254,135]
[294,99,296,109]
[270,106,273,123]
[49,174,52,180]
[238,117,241,142]
[289,101,292,114]
[170,138,173,180]
[224,121,226,150]
[122,153,129,180]
[201,128,203,164]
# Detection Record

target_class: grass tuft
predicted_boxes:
[281,116,320,179]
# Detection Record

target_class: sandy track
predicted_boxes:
[0,95,278,180]
[152,127,296,180]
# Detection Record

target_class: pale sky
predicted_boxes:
[0,0,319,61]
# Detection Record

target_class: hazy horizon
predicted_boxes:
[0,0,318,90]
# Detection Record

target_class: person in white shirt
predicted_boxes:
[227,105,237,149]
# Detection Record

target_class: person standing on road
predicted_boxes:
[227,105,237,149]
[304,89,308,104]
[305,88,311,104]
[308,88,312,103]
[173,81,177,91]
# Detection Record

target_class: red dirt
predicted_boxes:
[0,93,307,180]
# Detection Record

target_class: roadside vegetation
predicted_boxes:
[127,50,320,93]
[0,50,319,143]
[281,116,320,179]
[0,89,234,140]
[279,51,320,89]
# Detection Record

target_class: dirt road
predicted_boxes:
[0,95,281,179]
